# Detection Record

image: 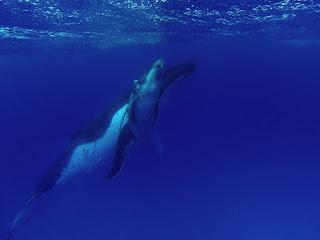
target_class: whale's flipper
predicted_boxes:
[161,63,196,94]
[107,123,135,179]
[150,62,196,128]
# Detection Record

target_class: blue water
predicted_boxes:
[1,1,320,240]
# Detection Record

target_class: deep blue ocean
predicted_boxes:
[1,1,320,240]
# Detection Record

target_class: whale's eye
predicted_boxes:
[155,63,163,69]
[153,59,164,69]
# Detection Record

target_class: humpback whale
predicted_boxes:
[6,59,195,239]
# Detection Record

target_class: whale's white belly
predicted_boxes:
[57,103,129,184]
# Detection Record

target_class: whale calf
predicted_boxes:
[7,59,195,239]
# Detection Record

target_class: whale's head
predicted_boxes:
[147,58,164,83]
[137,59,164,87]
[152,58,164,72]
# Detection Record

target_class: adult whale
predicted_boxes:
[6,59,195,239]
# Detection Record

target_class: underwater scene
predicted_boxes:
[1,1,320,239]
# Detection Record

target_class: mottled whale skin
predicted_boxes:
[7,59,195,239]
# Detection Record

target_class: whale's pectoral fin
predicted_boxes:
[161,62,196,94]
[107,123,135,179]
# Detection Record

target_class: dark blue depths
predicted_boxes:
[1,41,320,239]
